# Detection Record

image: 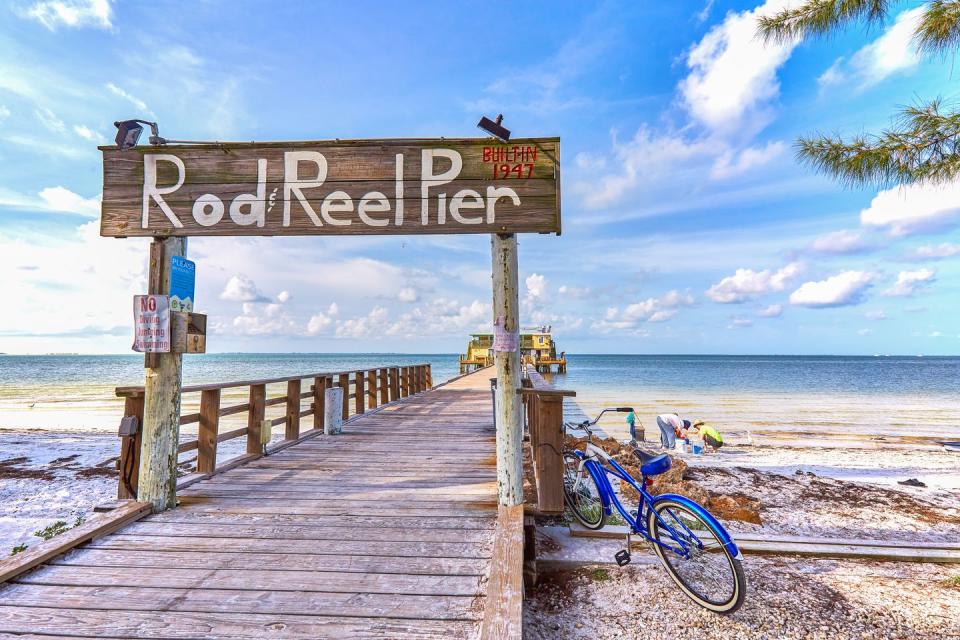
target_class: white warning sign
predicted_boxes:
[132,294,170,353]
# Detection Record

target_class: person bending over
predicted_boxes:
[656,413,689,449]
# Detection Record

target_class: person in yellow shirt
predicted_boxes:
[692,423,723,452]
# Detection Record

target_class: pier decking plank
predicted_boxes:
[0,370,513,639]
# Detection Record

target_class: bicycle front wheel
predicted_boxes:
[562,452,607,530]
[646,497,746,614]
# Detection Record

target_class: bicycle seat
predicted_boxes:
[632,448,672,476]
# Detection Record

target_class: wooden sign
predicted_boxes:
[99,138,560,237]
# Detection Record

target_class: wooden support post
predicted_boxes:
[405,366,413,396]
[196,389,220,474]
[338,373,350,420]
[354,370,365,415]
[366,369,378,410]
[416,365,425,393]
[379,368,389,405]
[492,233,523,507]
[285,379,301,440]
[398,367,407,397]
[138,236,186,512]
[390,367,400,400]
[312,376,325,431]
[117,395,144,500]
[535,395,565,513]
[247,384,266,454]
[425,364,432,389]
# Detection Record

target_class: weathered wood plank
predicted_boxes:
[88,535,493,559]
[53,548,490,575]
[0,606,476,639]
[119,521,492,543]
[0,502,152,584]
[479,504,525,640]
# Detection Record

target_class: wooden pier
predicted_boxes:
[0,367,525,639]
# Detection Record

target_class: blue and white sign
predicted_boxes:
[169,256,196,312]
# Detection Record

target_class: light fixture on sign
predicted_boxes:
[113,119,167,149]
[477,114,510,142]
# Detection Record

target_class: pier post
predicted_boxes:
[138,237,186,512]
[491,233,523,507]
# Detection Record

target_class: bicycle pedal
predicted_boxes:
[614,549,631,566]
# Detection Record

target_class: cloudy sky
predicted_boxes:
[1,0,958,355]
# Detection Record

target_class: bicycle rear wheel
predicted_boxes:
[646,497,746,614]
[562,452,607,530]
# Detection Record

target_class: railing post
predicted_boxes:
[338,373,350,420]
[366,369,378,410]
[379,368,389,405]
[117,395,144,499]
[312,376,325,431]
[416,365,424,393]
[354,370,365,415]
[285,379,301,440]
[425,364,432,388]
[389,367,400,400]
[196,389,221,474]
[535,394,565,513]
[247,384,265,454]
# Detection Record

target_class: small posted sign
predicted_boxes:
[493,316,518,352]
[169,256,196,312]
[133,294,170,353]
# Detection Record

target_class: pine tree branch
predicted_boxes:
[757,0,892,44]
[796,99,960,187]
[916,0,960,55]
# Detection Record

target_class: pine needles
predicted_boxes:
[757,1,960,187]
[798,100,960,186]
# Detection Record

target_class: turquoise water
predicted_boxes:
[1,353,958,442]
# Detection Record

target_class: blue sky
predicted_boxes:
[0,0,958,355]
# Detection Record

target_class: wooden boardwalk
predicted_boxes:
[0,370,517,639]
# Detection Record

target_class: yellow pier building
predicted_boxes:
[459,326,567,374]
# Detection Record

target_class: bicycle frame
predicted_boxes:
[569,446,739,558]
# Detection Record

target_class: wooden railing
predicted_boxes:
[115,363,432,499]
[519,365,574,514]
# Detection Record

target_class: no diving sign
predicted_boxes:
[133,294,170,353]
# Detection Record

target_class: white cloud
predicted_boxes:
[789,271,874,308]
[105,83,153,116]
[809,229,873,255]
[0,105,10,121]
[860,180,960,236]
[757,304,783,318]
[34,107,66,133]
[37,186,100,216]
[695,0,714,24]
[22,0,112,30]
[276,290,291,303]
[904,242,960,261]
[0,221,148,342]
[706,262,802,303]
[858,328,873,336]
[594,290,694,331]
[819,8,923,89]
[219,275,269,303]
[306,303,339,335]
[680,0,798,138]
[728,315,753,329]
[73,124,104,142]
[336,306,390,339]
[526,273,547,300]
[581,127,718,208]
[397,287,419,303]
[865,310,886,320]
[709,141,786,179]
[883,268,936,297]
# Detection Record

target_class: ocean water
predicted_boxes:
[548,355,960,445]
[0,354,958,445]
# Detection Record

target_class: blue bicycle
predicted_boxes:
[563,408,746,614]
